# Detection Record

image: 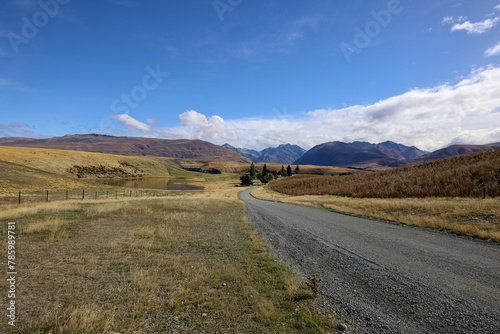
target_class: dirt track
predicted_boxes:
[239,187,500,333]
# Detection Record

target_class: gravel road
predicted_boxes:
[238,187,500,333]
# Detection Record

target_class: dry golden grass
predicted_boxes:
[0,186,336,333]
[271,149,500,198]
[166,158,355,176]
[253,163,354,175]
[253,186,500,242]
[0,146,176,192]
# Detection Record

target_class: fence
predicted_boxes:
[0,189,204,206]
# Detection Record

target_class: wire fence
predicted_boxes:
[0,188,204,206]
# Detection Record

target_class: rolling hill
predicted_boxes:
[1,134,251,163]
[415,143,500,162]
[0,146,179,191]
[273,147,500,198]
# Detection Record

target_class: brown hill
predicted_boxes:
[272,147,500,198]
[0,134,251,163]
[415,143,500,162]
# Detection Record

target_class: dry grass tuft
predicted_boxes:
[22,217,69,241]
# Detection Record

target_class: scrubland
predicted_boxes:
[0,182,336,333]
[271,149,500,198]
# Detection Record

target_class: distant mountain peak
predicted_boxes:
[223,143,306,164]
[294,141,426,167]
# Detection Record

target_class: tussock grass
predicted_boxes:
[22,217,69,241]
[271,149,500,198]
[0,185,336,333]
[253,186,500,242]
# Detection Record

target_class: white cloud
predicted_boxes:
[157,110,238,142]
[496,5,500,11]
[111,114,151,132]
[450,17,500,35]
[0,122,36,138]
[109,67,500,152]
[485,42,500,57]
[441,16,467,25]
[223,66,500,151]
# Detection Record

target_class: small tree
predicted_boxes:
[286,165,293,177]
[249,162,256,179]
[280,165,286,176]
[259,172,274,184]
[261,163,269,176]
[294,165,301,175]
[240,174,253,186]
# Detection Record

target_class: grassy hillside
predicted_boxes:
[0,183,337,333]
[0,146,173,191]
[0,134,251,163]
[271,148,500,198]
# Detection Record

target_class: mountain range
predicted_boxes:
[0,134,251,163]
[294,141,500,168]
[1,134,499,169]
[222,143,306,164]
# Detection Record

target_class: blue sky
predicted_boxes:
[1,0,500,151]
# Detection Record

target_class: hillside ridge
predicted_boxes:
[0,134,251,163]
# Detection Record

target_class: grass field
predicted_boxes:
[0,182,337,333]
[253,185,500,242]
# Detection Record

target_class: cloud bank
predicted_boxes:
[109,66,500,152]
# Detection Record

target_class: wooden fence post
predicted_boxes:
[47,190,49,202]
[18,191,21,205]
[66,190,68,200]
[82,190,85,200]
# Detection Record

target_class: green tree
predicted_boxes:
[294,165,300,174]
[249,162,256,179]
[261,163,269,176]
[259,172,274,184]
[240,174,253,186]
[280,165,286,176]
[286,165,293,177]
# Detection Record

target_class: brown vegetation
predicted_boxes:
[271,149,500,198]
[0,185,337,333]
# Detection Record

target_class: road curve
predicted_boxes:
[238,187,500,333]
